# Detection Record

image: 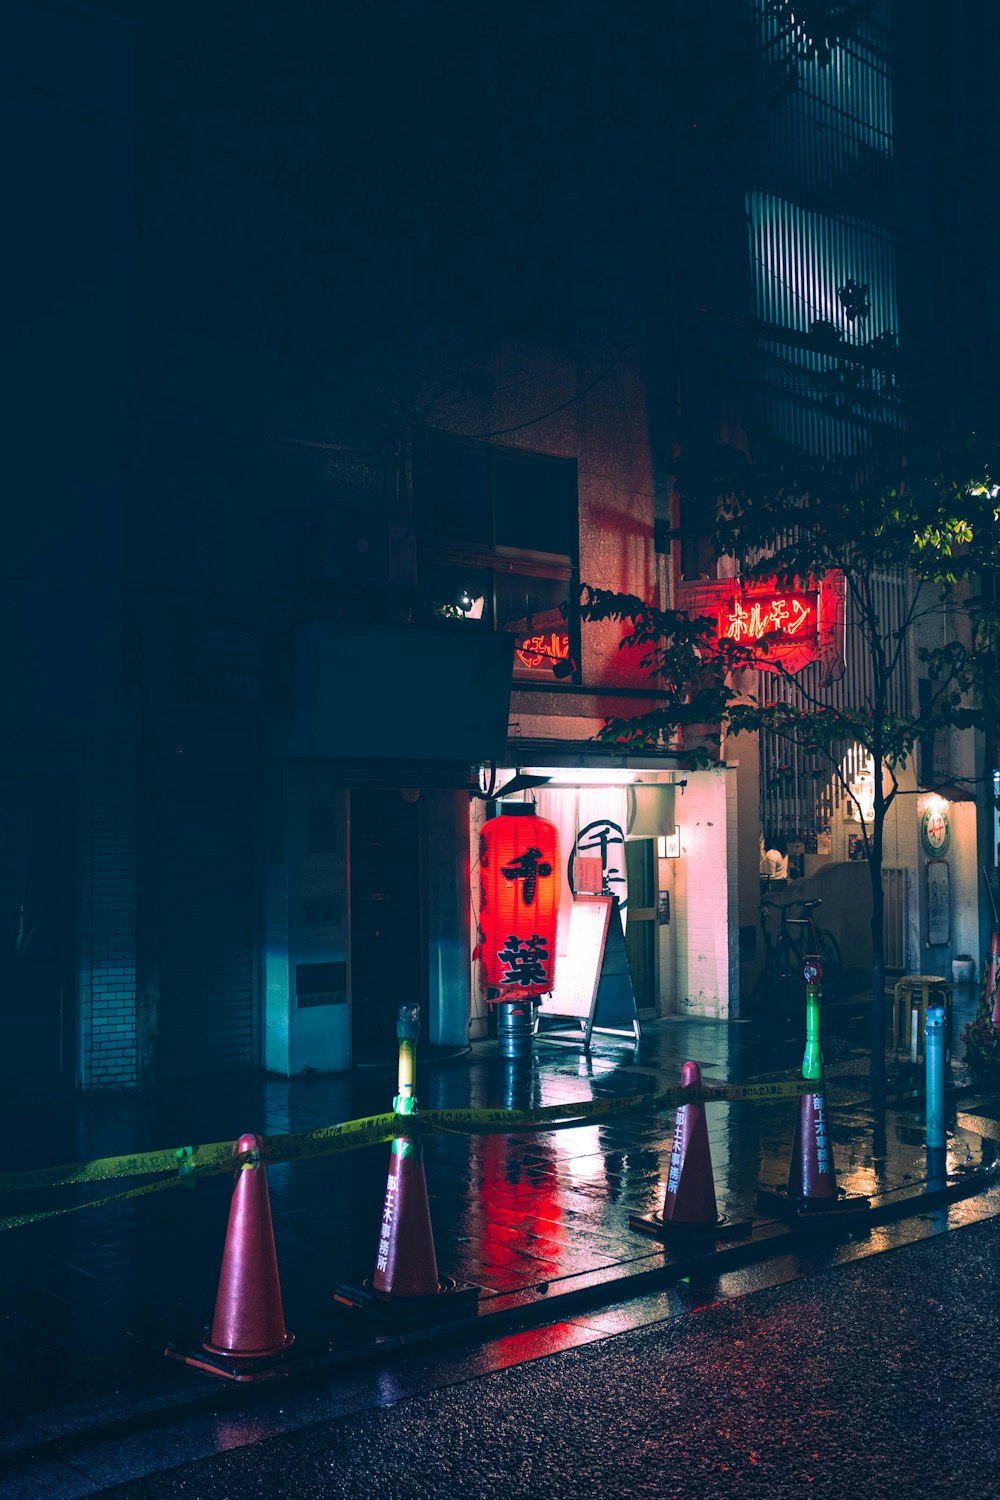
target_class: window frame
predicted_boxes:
[415,432,581,686]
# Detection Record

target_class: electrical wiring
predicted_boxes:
[417,355,582,415]
[454,322,639,441]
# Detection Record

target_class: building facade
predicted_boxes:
[674,0,998,997]
[11,1,1000,1092]
[4,1,138,1096]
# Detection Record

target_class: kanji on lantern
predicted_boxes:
[477,805,560,1000]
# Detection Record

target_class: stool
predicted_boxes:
[892,976,953,1059]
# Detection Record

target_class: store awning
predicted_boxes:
[924,781,978,804]
[293,621,516,765]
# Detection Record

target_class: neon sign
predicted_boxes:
[677,572,845,677]
[516,631,570,671]
[720,593,816,645]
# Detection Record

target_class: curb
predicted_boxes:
[4,1157,998,1470]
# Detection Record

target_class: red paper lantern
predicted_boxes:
[477,805,560,1001]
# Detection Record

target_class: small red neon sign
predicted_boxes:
[516,631,570,671]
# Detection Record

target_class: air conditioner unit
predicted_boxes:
[321,508,392,586]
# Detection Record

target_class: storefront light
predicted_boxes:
[920,791,950,817]
[508,766,682,789]
[657,829,681,858]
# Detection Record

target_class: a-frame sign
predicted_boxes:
[536,894,641,1048]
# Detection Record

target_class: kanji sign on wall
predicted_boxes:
[477,805,560,1001]
[679,572,845,677]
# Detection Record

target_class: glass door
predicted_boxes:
[624,839,657,1016]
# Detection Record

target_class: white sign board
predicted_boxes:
[538,896,613,1021]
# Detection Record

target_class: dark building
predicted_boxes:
[6,0,998,1092]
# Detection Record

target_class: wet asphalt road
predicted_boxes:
[89,1214,1000,1500]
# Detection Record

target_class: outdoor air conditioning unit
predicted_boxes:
[321,507,392,587]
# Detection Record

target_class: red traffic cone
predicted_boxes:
[335,1002,479,1326]
[663,1060,718,1225]
[787,1091,838,1202]
[758,1092,870,1226]
[166,1133,293,1381]
[334,1131,479,1325]
[631,1062,749,1241]
[372,1136,440,1298]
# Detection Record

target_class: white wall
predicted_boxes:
[660,768,739,1019]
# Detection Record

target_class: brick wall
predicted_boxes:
[82,739,138,1089]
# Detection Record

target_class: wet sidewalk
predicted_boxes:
[2,987,998,1463]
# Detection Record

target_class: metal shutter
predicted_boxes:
[156,748,255,1079]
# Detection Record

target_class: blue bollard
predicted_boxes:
[925,1005,946,1153]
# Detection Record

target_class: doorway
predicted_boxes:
[349,789,424,1061]
[625,838,658,1016]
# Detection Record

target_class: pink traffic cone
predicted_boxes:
[371,1135,441,1298]
[661,1060,719,1225]
[630,1061,752,1241]
[167,1133,293,1380]
[787,1092,838,1203]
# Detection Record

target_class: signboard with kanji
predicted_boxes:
[678,571,846,677]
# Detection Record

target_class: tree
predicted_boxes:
[581,431,1000,1094]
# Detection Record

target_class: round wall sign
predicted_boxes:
[920,805,951,857]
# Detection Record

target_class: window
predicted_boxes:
[419,432,576,556]
[416,433,579,682]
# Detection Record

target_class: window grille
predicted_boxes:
[757,569,909,834]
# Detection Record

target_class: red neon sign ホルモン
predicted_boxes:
[677,572,845,676]
[720,593,816,645]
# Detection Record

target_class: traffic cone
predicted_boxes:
[786,1090,838,1202]
[372,1134,440,1298]
[758,1086,871,1226]
[333,1002,478,1327]
[630,1062,749,1241]
[757,958,869,1227]
[165,1133,294,1381]
[333,1128,479,1325]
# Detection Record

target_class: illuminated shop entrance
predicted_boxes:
[481,766,682,1021]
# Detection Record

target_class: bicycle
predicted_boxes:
[757,896,843,1017]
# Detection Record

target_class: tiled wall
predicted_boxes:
[82,739,138,1089]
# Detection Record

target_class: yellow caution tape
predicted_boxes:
[418,1078,813,1133]
[0,1173,193,1233]
[0,1114,403,1195]
[0,1081,812,1206]
[0,1140,237,1195]
[258,1112,400,1165]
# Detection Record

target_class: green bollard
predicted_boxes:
[802,957,823,1082]
[757,950,871,1222]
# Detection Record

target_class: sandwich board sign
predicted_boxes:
[537,894,641,1048]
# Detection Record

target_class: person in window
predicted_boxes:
[761,835,789,882]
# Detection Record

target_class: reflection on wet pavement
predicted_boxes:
[1,987,998,1452]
